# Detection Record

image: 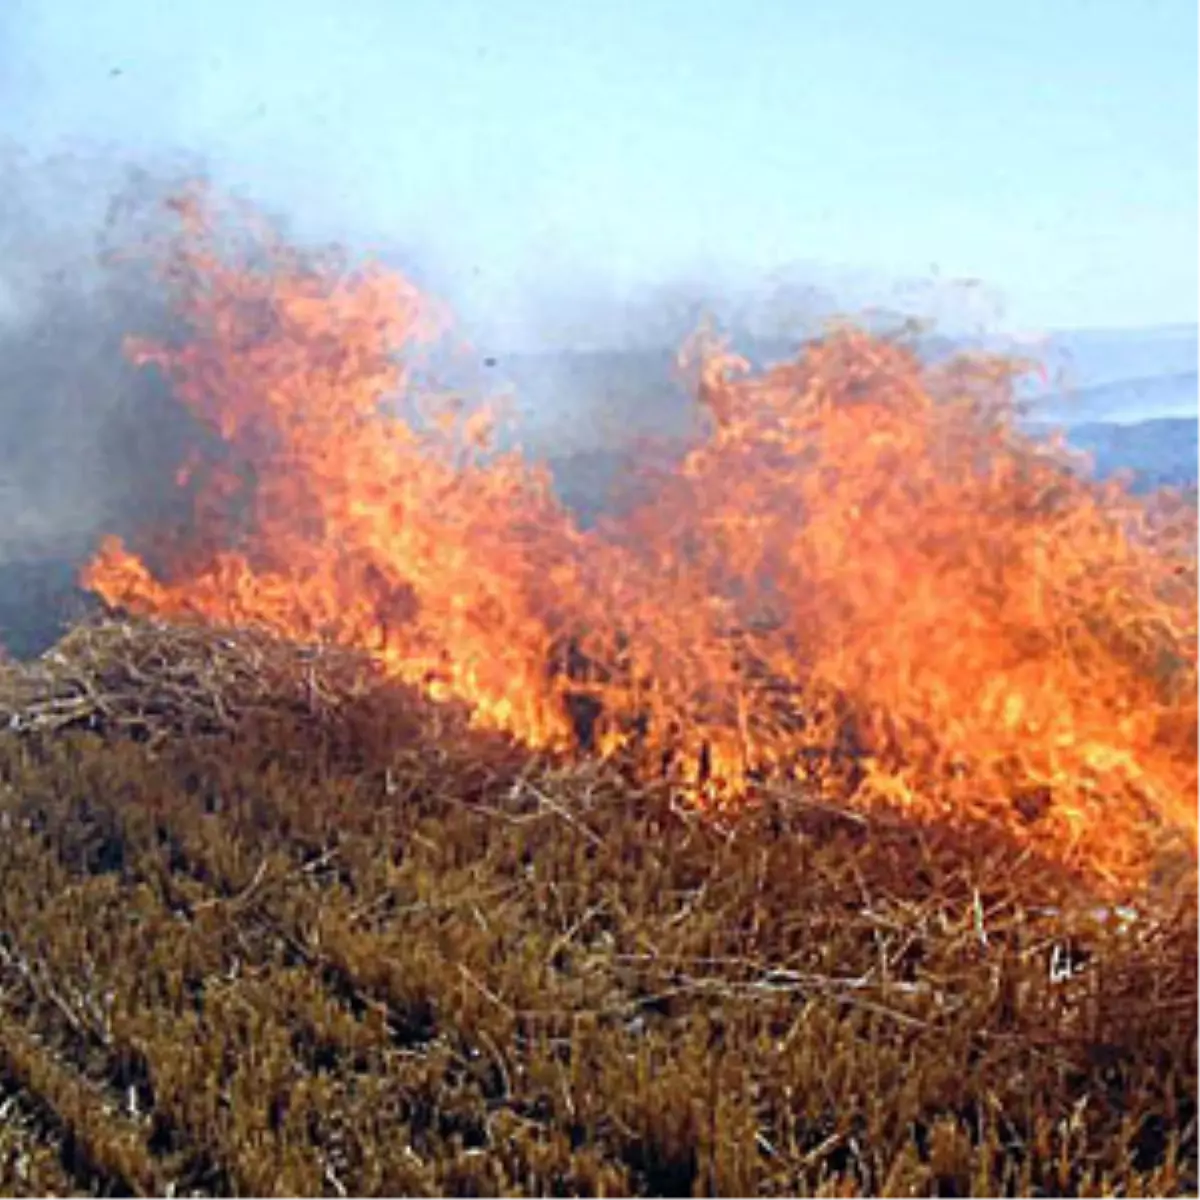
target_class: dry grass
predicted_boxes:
[0,617,1194,1197]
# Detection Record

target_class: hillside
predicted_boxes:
[0,618,1195,1197]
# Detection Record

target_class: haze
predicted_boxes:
[1,0,1196,347]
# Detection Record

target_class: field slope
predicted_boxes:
[0,620,1195,1198]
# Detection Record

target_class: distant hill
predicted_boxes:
[1052,416,1198,493]
[1026,324,1198,394]
[1028,370,1198,428]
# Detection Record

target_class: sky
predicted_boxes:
[0,0,1196,345]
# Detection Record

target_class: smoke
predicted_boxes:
[0,138,1003,655]
[0,149,214,651]
[0,148,206,561]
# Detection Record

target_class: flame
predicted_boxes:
[82,188,1198,884]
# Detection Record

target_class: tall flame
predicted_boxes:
[83,189,1197,885]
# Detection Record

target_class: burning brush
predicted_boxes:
[48,184,1196,891]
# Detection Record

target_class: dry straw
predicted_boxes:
[0,616,1193,1196]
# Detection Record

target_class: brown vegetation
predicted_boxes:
[0,618,1195,1197]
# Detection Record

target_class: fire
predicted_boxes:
[83,188,1198,884]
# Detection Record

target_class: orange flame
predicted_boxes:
[83,189,1198,885]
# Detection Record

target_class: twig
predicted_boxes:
[521,782,605,848]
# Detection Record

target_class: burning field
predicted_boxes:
[75,187,1198,885]
[0,187,1196,1196]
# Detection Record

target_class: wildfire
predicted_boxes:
[83,188,1198,885]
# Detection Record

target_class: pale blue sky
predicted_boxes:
[0,0,1196,342]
